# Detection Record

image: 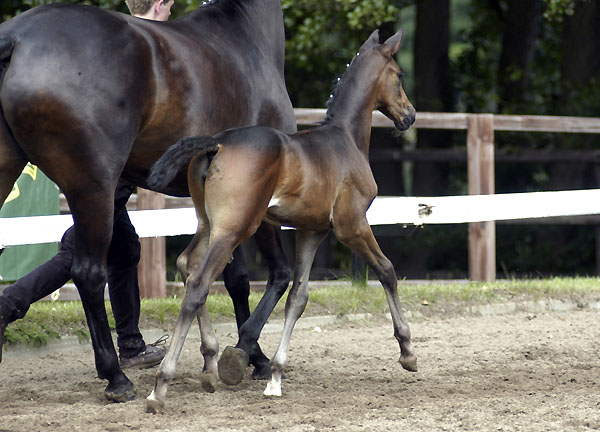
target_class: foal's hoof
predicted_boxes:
[145,392,164,414]
[200,372,218,393]
[263,380,282,397]
[399,355,418,373]
[218,346,249,386]
[104,381,136,403]
[251,359,272,381]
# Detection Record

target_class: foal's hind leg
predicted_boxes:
[264,229,328,397]
[174,218,220,389]
[334,218,417,373]
[219,223,291,384]
[146,233,241,413]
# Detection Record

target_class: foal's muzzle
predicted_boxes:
[395,110,416,131]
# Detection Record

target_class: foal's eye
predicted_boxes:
[397,72,405,80]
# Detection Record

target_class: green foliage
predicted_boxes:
[453,1,503,113]
[543,0,576,22]
[281,0,406,107]
[4,320,59,346]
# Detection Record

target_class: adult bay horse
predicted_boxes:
[0,0,295,402]
[147,29,417,411]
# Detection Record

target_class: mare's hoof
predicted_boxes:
[104,381,136,403]
[218,346,249,386]
[200,372,218,393]
[399,355,418,372]
[145,393,164,414]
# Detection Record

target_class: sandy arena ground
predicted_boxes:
[1,306,599,431]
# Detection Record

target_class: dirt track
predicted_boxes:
[1,307,599,431]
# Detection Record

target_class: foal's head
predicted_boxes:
[358,29,415,131]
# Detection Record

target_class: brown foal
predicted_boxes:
[146,29,417,410]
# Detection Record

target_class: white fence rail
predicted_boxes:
[3,110,600,286]
[3,189,600,247]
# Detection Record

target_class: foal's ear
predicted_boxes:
[382,30,404,56]
[359,29,380,53]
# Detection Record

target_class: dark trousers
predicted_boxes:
[0,181,145,358]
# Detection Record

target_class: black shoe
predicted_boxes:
[120,335,168,370]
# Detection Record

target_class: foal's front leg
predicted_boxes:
[334,218,417,372]
[264,229,328,397]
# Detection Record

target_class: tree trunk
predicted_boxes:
[497,0,543,113]
[413,0,452,197]
[406,0,452,277]
[560,0,600,114]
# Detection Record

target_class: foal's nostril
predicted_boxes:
[395,110,416,131]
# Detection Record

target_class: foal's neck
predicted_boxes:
[323,65,378,155]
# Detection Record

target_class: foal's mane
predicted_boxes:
[322,59,354,125]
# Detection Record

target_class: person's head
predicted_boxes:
[126,0,174,21]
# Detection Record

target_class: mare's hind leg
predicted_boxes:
[0,164,26,206]
[264,229,328,397]
[219,223,291,384]
[0,137,26,363]
[67,187,136,401]
[334,217,417,373]
[0,121,27,211]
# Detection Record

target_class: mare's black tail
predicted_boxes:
[147,136,220,190]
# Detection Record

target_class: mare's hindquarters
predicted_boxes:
[0,8,150,401]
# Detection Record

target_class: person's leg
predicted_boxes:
[0,227,74,361]
[107,220,146,358]
[107,181,166,368]
[106,182,144,358]
[0,243,72,321]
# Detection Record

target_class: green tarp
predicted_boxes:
[0,163,59,281]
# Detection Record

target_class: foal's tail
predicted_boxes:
[147,136,220,189]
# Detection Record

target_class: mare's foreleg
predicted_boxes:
[219,223,291,384]
[264,230,328,397]
[335,218,417,372]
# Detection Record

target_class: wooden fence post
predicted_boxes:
[137,188,167,298]
[467,114,496,282]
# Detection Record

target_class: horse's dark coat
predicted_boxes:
[0,0,295,401]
